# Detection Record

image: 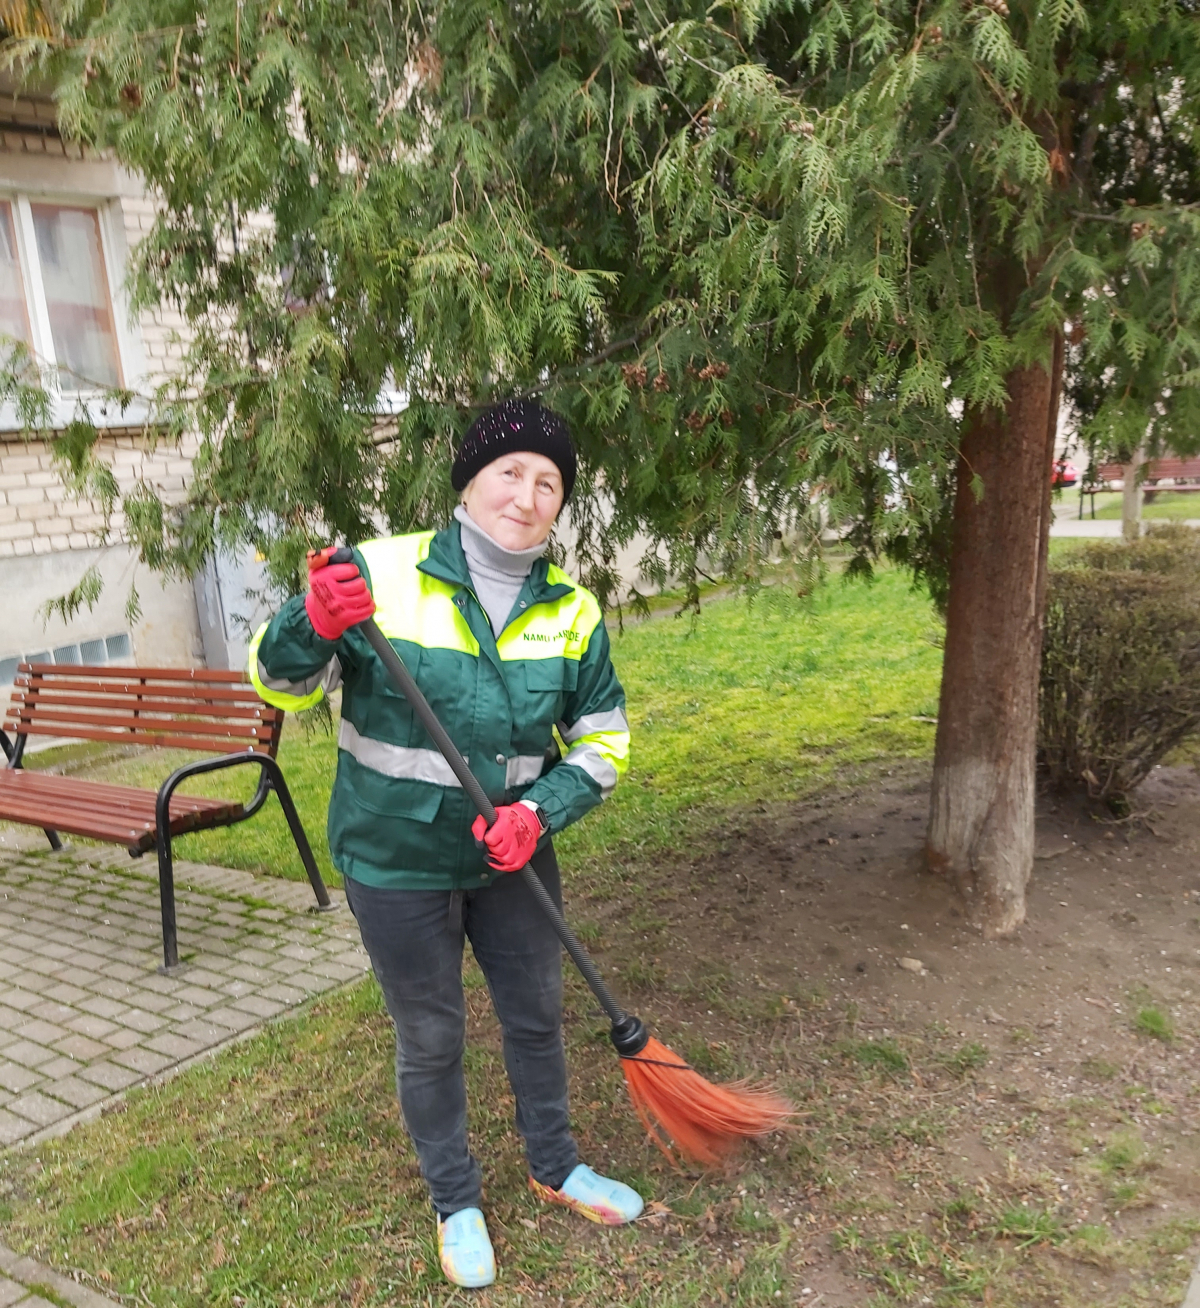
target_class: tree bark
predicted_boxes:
[1122,444,1145,542]
[927,342,1063,936]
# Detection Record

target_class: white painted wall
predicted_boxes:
[0,543,203,680]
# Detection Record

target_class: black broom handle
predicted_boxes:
[357,616,629,1029]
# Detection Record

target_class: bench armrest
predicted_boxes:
[153,751,330,961]
[155,751,277,834]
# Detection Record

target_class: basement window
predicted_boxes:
[0,630,134,686]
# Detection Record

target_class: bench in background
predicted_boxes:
[0,664,331,971]
[1081,457,1200,516]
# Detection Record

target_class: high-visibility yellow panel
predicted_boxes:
[247,622,328,712]
[361,534,480,655]
[497,574,602,662]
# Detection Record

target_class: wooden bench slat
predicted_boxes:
[0,805,153,845]
[14,676,272,705]
[10,690,274,720]
[19,663,252,684]
[0,768,243,810]
[0,772,244,847]
[5,705,270,740]
[7,663,283,759]
[0,722,275,753]
[1094,459,1200,483]
[0,805,176,848]
[0,775,240,819]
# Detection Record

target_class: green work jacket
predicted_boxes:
[248,522,630,890]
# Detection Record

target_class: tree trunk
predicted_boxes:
[927,344,1062,936]
[1122,445,1145,542]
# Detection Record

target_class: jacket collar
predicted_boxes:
[418,521,575,606]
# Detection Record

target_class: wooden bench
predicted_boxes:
[0,664,331,972]
[1078,457,1200,517]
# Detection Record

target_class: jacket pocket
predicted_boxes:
[525,658,579,693]
[354,768,445,821]
[330,761,446,876]
[522,658,579,741]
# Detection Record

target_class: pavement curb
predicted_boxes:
[1183,1261,1200,1308]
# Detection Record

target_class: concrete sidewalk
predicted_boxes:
[0,840,368,1150]
[1049,515,1200,537]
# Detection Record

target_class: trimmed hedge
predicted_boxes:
[1039,526,1200,801]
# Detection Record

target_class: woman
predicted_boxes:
[249,399,640,1288]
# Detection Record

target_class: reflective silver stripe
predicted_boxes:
[324,656,343,694]
[561,707,629,744]
[505,754,547,788]
[564,743,619,798]
[256,654,342,698]
[338,719,463,787]
[340,721,546,790]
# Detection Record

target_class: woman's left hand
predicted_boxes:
[471,805,540,872]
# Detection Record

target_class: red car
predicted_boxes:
[1052,458,1079,488]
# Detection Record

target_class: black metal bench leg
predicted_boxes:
[155,825,180,972]
[44,828,62,851]
[267,763,333,911]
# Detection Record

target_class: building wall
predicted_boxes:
[0,103,204,685]
[0,542,203,679]
[0,429,203,680]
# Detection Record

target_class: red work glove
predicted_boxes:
[471,804,540,873]
[305,547,375,641]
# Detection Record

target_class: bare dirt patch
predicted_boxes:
[567,762,1200,1305]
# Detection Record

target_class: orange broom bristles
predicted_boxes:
[619,1036,795,1166]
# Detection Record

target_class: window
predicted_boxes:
[0,631,133,685]
[0,204,32,350]
[0,196,124,392]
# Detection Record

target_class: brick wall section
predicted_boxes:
[0,92,87,159]
[0,430,198,559]
[0,111,199,559]
[114,191,194,392]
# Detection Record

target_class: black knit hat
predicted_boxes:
[451,398,577,501]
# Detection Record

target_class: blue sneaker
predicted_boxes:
[529,1163,645,1226]
[437,1207,496,1288]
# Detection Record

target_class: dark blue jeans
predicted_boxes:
[343,844,578,1215]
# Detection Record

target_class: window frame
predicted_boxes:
[0,190,141,404]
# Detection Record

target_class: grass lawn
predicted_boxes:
[1057,488,1200,522]
[16,566,945,889]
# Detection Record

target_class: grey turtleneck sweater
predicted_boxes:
[454,505,548,638]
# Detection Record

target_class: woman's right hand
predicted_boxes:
[305,547,376,640]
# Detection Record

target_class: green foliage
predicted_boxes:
[37,563,103,624]
[0,0,1195,610]
[943,1041,989,1077]
[1039,526,1200,801]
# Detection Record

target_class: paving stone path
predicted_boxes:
[0,1242,123,1308]
[0,839,368,1149]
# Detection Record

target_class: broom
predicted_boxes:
[339,585,793,1165]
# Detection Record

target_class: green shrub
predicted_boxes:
[1039,526,1200,801]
